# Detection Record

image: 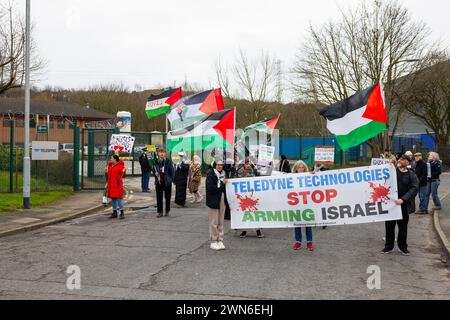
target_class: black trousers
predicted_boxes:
[385,210,409,250]
[156,183,172,213]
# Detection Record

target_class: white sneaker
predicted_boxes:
[217,241,226,250]
[196,194,203,203]
[210,242,220,250]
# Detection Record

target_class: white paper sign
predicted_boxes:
[32,141,59,160]
[371,158,392,166]
[109,134,135,154]
[226,164,402,229]
[257,144,275,167]
[314,146,335,164]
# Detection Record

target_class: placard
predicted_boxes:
[314,146,335,164]
[32,141,59,160]
[109,134,135,154]
[257,144,275,167]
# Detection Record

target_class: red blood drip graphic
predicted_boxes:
[236,190,259,212]
[368,181,391,204]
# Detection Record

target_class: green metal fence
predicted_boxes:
[79,129,167,190]
[0,118,75,193]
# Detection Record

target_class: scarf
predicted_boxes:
[214,169,225,188]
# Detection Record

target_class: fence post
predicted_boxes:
[9,119,14,193]
[73,125,80,191]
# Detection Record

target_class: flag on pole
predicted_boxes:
[319,83,387,150]
[244,114,281,134]
[167,89,224,130]
[167,108,235,153]
[145,87,182,119]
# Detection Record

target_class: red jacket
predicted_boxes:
[106,160,126,199]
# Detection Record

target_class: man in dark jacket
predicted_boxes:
[382,154,419,256]
[414,153,429,214]
[139,149,152,192]
[279,155,291,173]
[153,148,174,217]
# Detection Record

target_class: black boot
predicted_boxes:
[119,210,125,220]
[109,210,118,219]
[164,210,170,217]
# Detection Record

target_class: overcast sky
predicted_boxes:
[25,0,450,91]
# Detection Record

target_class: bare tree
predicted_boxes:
[232,49,277,123]
[0,0,44,95]
[292,0,429,156]
[214,58,231,99]
[396,51,450,165]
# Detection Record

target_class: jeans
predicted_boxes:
[141,171,151,191]
[430,180,442,209]
[418,185,429,212]
[423,180,442,210]
[111,198,124,211]
[294,227,313,243]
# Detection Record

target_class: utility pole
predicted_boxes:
[23,0,31,209]
[275,59,283,103]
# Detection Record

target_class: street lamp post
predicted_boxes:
[23,0,31,209]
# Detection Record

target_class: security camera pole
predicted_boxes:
[23,0,31,209]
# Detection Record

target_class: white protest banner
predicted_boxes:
[226,164,402,229]
[371,158,391,166]
[109,134,135,154]
[314,146,335,164]
[32,141,59,160]
[257,144,275,167]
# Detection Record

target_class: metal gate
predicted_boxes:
[78,128,166,190]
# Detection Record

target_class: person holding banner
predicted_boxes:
[105,155,127,220]
[382,154,419,256]
[153,148,174,218]
[237,159,263,239]
[292,161,314,251]
[206,160,229,251]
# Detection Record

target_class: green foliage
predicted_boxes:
[0,191,72,213]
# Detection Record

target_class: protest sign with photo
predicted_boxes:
[226,164,402,229]
[371,158,392,166]
[314,146,335,164]
[109,134,136,154]
[257,144,275,167]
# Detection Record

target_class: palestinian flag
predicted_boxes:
[145,87,182,119]
[167,88,224,130]
[167,108,235,153]
[244,114,280,134]
[319,83,387,150]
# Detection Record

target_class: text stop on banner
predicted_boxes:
[226,164,402,229]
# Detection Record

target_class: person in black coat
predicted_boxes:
[223,158,236,220]
[139,149,152,192]
[206,160,228,251]
[173,152,190,207]
[279,155,291,173]
[414,153,428,214]
[153,148,174,217]
[382,154,419,256]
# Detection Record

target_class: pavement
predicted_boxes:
[0,175,449,299]
[0,183,151,238]
[433,175,450,264]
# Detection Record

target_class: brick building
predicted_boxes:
[0,97,114,145]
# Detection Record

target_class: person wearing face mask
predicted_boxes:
[382,153,419,256]
[206,160,229,251]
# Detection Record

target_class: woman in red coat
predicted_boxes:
[105,155,126,219]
